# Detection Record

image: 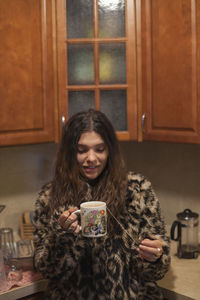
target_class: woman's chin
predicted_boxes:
[84,173,98,180]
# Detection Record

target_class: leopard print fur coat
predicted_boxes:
[33,172,170,299]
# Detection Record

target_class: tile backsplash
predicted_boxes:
[120,141,200,226]
[0,143,57,234]
[0,141,199,235]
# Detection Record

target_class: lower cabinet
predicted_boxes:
[161,287,194,300]
[18,292,44,300]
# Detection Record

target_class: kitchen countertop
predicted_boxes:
[0,279,48,300]
[1,241,199,300]
[158,241,200,300]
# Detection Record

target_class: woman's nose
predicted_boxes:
[87,150,97,161]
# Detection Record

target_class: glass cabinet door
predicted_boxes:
[56,0,137,140]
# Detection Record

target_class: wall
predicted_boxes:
[120,141,200,225]
[0,141,199,236]
[0,143,57,236]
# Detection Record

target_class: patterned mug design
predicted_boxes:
[73,201,107,237]
[83,209,106,236]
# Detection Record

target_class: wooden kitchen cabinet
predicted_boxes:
[2,0,200,146]
[19,292,44,300]
[137,0,200,143]
[0,0,55,146]
[56,0,138,141]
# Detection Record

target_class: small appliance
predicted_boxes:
[171,208,199,259]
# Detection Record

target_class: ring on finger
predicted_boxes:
[155,247,162,258]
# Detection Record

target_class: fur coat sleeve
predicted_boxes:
[33,183,86,280]
[126,172,170,282]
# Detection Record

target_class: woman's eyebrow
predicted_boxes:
[77,143,105,147]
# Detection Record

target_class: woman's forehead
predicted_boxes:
[78,131,105,146]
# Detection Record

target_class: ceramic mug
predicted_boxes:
[73,201,107,237]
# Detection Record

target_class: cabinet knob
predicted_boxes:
[141,113,146,133]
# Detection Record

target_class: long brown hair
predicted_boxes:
[50,109,127,228]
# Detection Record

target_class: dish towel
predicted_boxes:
[0,271,43,292]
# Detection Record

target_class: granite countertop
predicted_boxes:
[158,241,200,300]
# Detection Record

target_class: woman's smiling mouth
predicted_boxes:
[83,166,98,172]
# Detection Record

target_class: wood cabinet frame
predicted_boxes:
[137,0,200,144]
[55,0,138,141]
[0,0,55,146]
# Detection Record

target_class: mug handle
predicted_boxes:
[72,209,80,215]
[170,221,181,241]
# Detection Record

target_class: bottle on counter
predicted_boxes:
[6,259,22,283]
[0,249,7,291]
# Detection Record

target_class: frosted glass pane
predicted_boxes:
[99,43,126,84]
[98,0,125,38]
[68,91,95,117]
[100,90,127,130]
[66,0,94,38]
[68,44,94,85]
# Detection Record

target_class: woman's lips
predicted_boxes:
[83,166,98,173]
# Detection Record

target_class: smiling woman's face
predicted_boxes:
[76,131,108,180]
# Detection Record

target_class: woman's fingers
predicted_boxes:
[138,248,156,262]
[73,224,81,234]
[58,207,79,231]
[137,239,163,262]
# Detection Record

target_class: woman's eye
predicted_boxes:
[77,148,87,154]
[96,148,105,153]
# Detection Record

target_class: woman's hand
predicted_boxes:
[58,207,81,234]
[137,239,163,262]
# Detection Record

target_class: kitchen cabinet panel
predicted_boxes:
[0,0,55,146]
[2,0,200,146]
[56,0,137,141]
[138,0,200,143]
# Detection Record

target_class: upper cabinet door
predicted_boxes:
[0,0,55,146]
[56,0,137,141]
[138,0,200,143]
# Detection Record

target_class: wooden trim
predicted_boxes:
[52,0,59,142]
[66,84,128,90]
[116,131,130,140]
[145,0,152,136]
[191,0,198,132]
[66,38,127,44]
[0,131,55,146]
[94,0,100,109]
[126,0,137,140]
[94,0,98,38]
[41,0,48,130]
[135,0,143,142]
[197,0,200,135]
[37,0,55,139]
[56,0,68,139]
[95,88,100,110]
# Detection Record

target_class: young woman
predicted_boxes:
[33,109,170,299]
